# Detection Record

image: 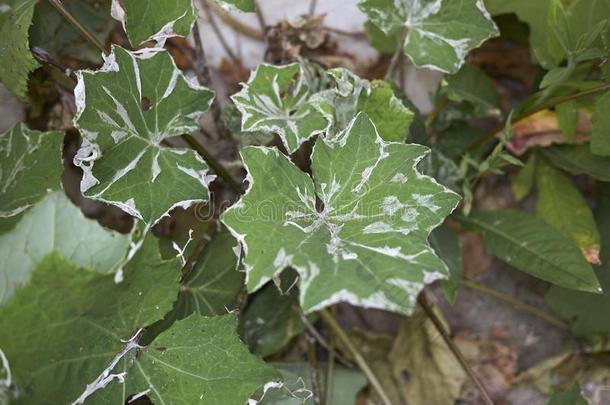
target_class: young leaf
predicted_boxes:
[545,183,610,340]
[111,0,197,46]
[535,160,601,264]
[0,191,130,305]
[460,210,600,292]
[126,314,279,404]
[511,153,535,201]
[222,113,460,315]
[429,224,462,304]
[546,383,587,405]
[541,144,610,181]
[358,0,499,73]
[0,0,38,99]
[73,45,214,225]
[591,91,610,157]
[232,63,328,154]
[0,124,63,221]
[216,0,255,12]
[0,235,180,403]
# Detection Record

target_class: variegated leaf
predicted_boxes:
[358,0,499,73]
[231,63,329,154]
[111,0,197,46]
[0,124,63,221]
[73,45,214,225]
[222,113,460,315]
[216,0,255,12]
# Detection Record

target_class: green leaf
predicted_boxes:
[30,0,113,64]
[0,191,130,305]
[126,314,279,404]
[256,362,367,404]
[222,113,460,315]
[232,63,328,154]
[545,383,587,405]
[216,0,255,12]
[241,271,308,357]
[0,124,63,222]
[358,80,414,142]
[511,153,535,201]
[555,100,578,142]
[541,144,610,181]
[460,210,601,292]
[444,64,499,109]
[545,182,610,340]
[429,224,462,304]
[591,91,610,157]
[111,0,197,46]
[174,230,244,317]
[0,234,180,403]
[0,0,38,100]
[418,149,463,193]
[359,0,499,73]
[535,159,601,264]
[364,20,400,54]
[73,45,214,225]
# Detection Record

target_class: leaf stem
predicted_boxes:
[417,294,495,405]
[207,0,264,40]
[319,309,392,405]
[182,135,242,193]
[462,279,568,329]
[47,0,105,54]
[201,0,239,63]
[384,28,407,81]
[467,83,610,151]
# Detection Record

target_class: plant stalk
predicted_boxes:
[319,309,392,405]
[418,294,495,405]
[463,279,568,329]
[47,0,105,54]
[384,28,407,81]
[467,83,610,152]
[182,134,242,193]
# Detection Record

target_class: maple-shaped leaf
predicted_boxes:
[111,0,197,46]
[222,113,460,314]
[358,0,499,73]
[0,124,63,220]
[73,45,214,225]
[231,63,329,154]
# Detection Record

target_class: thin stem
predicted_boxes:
[296,307,353,367]
[467,83,610,152]
[319,309,392,405]
[254,1,267,33]
[47,0,105,54]
[306,336,322,405]
[463,279,568,330]
[208,0,264,40]
[384,28,407,81]
[309,0,318,16]
[418,294,495,405]
[324,310,336,405]
[182,134,242,193]
[201,0,239,63]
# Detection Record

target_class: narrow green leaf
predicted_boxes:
[0,124,63,222]
[445,64,499,109]
[541,144,610,181]
[111,0,197,46]
[127,315,279,404]
[545,182,610,340]
[73,45,214,225]
[0,234,180,403]
[536,159,601,264]
[222,113,460,315]
[216,0,255,12]
[0,0,38,99]
[591,91,610,157]
[359,0,499,73]
[429,225,462,304]
[460,210,600,292]
[546,383,587,405]
[511,153,535,201]
[232,63,328,153]
[555,100,578,142]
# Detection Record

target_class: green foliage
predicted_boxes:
[591,92,610,156]
[444,64,500,110]
[216,0,256,12]
[359,0,499,73]
[222,114,460,314]
[112,0,197,46]
[0,0,38,99]
[73,45,214,225]
[545,383,588,405]
[541,144,610,181]
[429,225,462,304]
[460,210,600,292]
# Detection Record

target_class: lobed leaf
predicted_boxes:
[359,0,499,73]
[73,45,214,225]
[222,113,460,315]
